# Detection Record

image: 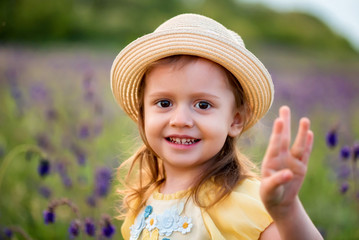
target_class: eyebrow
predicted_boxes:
[146,91,221,100]
[191,92,221,100]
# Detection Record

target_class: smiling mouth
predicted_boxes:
[166,137,200,145]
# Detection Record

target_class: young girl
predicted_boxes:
[111,14,323,240]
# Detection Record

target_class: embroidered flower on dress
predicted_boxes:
[144,205,153,218]
[145,213,157,231]
[177,216,193,234]
[156,205,181,236]
[130,210,147,240]
[130,202,193,239]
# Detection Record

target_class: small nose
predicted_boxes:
[169,105,194,128]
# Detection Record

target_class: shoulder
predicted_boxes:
[233,177,262,194]
[202,178,273,240]
[205,178,264,207]
[213,178,268,214]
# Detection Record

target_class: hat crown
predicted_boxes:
[155,13,245,48]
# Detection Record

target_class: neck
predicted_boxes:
[160,166,201,194]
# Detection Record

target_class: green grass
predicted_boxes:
[1,45,359,239]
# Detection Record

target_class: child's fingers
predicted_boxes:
[300,130,314,165]
[264,118,284,159]
[291,118,310,161]
[279,106,291,151]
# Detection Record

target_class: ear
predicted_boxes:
[228,112,244,137]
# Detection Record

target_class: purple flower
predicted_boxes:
[38,185,52,198]
[353,143,359,161]
[36,134,52,151]
[62,176,73,189]
[340,182,349,194]
[8,75,21,101]
[78,124,90,139]
[83,72,95,101]
[85,90,95,101]
[71,145,87,166]
[56,162,67,175]
[326,130,338,148]
[55,162,73,188]
[85,218,96,236]
[4,228,13,238]
[76,152,86,166]
[340,146,351,159]
[30,83,48,102]
[83,73,93,89]
[94,102,103,115]
[95,167,112,197]
[68,220,80,237]
[38,159,50,177]
[337,165,351,179]
[102,218,115,238]
[6,69,24,114]
[86,195,97,207]
[43,209,55,224]
[46,108,58,121]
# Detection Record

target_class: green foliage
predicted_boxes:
[1,0,359,238]
[1,44,359,239]
[0,0,356,56]
[1,0,73,40]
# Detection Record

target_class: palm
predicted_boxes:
[260,106,313,212]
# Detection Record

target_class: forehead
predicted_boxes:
[145,55,229,78]
[144,57,231,90]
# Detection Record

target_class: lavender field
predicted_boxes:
[0,45,359,239]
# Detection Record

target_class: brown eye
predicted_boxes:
[156,100,172,108]
[195,101,211,110]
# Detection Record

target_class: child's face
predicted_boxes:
[143,58,243,175]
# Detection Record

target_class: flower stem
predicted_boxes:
[0,144,46,190]
[352,156,357,195]
[48,198,81,219]
[8,225,34,240]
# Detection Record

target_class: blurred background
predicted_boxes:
[1,0,359,239]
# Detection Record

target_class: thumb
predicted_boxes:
[260,169,293,203]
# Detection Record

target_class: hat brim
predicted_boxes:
[111,28,274,131]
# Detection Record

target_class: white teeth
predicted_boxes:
[169,137,197,145]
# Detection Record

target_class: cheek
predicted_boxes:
[200,118,229,143]
[143,111,152,139]
[202,112,233,135]
[143,109,163,140]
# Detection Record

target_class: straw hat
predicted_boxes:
[111,13,274,131]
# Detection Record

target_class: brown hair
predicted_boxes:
[117,55,258,218]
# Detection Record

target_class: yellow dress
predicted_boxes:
[121,178,273,240]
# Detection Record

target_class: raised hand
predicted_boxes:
[260,106,314,216]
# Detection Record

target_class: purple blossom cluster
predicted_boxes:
[0,225,34,240]
[326,128,359,197]
[0,48,118,239]
[84,167,113,208]
[95,167,113,197]
[42,199,115,239]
